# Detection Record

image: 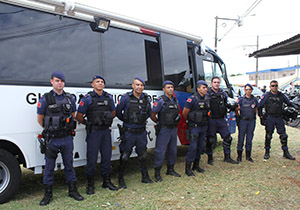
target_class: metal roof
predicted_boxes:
[249,34,300,58]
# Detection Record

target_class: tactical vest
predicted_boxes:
[123,92,151,125]
[158,95,180,127]
[188,93,210,125]
[265,92,284,115]
[86,91,113,126]
[240,96,256,120]
[43,91,76,134]
[208,88,227,119]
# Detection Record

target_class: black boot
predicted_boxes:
[166,164,181,177]
[141,169,154,184]
[246,150,254,162]
[224,153,239,164]
[154,167,162,182]
[264,149,270,159]
[102,174,118,191]
[118,174,127,189]
[237,150,242,162]
[68,181,84,201]
[39,185,52,206]
[207,154,214,165]
[192,159,205,173]
[185,162,195,176]
[118,155,128,189]
[86,176,94,195]
[283,150,296,160]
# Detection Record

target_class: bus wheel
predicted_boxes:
[0,149,21,204]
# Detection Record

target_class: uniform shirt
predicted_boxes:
[37,90,76,115]
[116,91,152,128]
[152,94,177,114]
[237,95,258,120]
[184,92,209,111]
[77,90,115,114]
[258,91,291,109]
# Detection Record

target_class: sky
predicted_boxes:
[75,0,300,75]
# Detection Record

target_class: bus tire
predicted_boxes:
[0,148,21,204]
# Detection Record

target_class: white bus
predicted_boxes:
[0,0,235,203]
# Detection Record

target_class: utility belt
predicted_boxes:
[240,116,255,121]
[267,113,283,118]
[43,130,73,139]
[160,125,177,129]
[211,115,224,119]
[188,122,207,128]
[90,125,110,130]
[124,126,145,134]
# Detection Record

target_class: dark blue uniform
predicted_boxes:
[258,91,292,151]
[77,90,115,177]
[206,88,238,164]
[184,93,209,162]
[237,95,258,152]
[152,95,178,168]
[206,88,231,154]
[37,91,77,186]
[116,90,152,187]
[116,91,151,154]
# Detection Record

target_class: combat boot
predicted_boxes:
[192,159,205,173]
[264,149,270,159]
[39,185,52,206]
[185,162,195,176]
[246,150,254,162]
[118,174,127,189]
[237,150,242,162]
[102,174,118,191]
[207,154,214,165]
[154,167,162,182]
[141,169,154,183]
[166,164,181,177]
[68,181,84,201]
[283,150,296,160]
[86,176,94,195]
[224,153,239,164]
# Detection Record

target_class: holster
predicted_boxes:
[45,144,59,159]
[155,124,161,136]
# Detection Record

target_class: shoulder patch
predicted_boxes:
[153,102,158,107]
[37,102,41,108]
[79,101,84,106]
[187,98,192,103]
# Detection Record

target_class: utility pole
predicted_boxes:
[255,36,259,86]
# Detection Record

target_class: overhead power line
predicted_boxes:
[220,0,263,41]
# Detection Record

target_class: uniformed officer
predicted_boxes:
[76,75,118,195]
[235,84,258,162]
[116,77,153,189]
[206,77,238,164]
[258,80,296,160]
[37,71,83,206]
[150,80,181,182]
[183,80,210,176]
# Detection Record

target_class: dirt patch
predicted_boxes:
[287,177,300,188]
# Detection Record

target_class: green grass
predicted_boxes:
[3,122,300,209]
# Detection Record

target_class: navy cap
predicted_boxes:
[197,80,208,87]
[51,71,65,82]
[162,80,174,88]
[91,75,106,84]
[245,83,253,90]
[134,77,145,86]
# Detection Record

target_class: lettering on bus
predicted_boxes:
[26,93,158,105]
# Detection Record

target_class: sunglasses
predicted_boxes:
[271,85,278,87]
[245,88,252,91]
